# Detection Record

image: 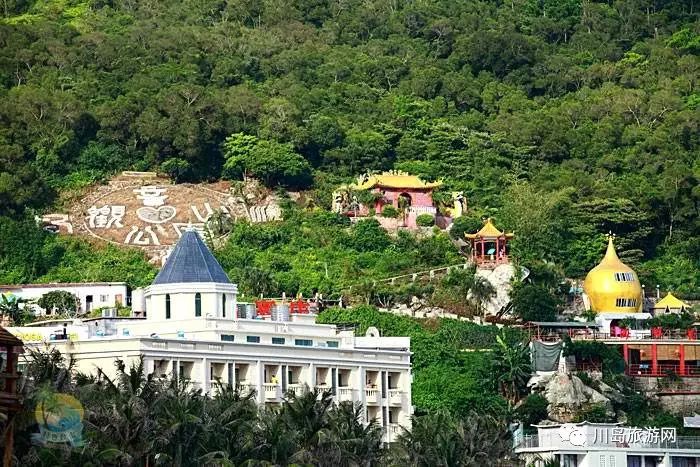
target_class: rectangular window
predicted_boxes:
[295,339,313,347]
[246,336,260,343]
[100,295,108,302]
[616,298,637,307]
[221,334,235,342]
[272,337,285,345]
[326,341,339,348]
[599,455,605,467]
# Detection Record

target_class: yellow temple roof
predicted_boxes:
[653,293,690,310]
[351,171,442,190]
[465,218,514,239]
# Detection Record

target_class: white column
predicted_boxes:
[256,360,264,404]
[308,363,315,389]
[202,357,209,393]
[357,366,366,415]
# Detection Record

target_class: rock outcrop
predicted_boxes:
[544,373,613,423]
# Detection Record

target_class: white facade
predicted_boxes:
[12,312,412,442]
[516,422,700,467]
[0,282,129,315]
[9,231,412,443]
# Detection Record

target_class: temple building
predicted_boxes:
[583,236,643,314]
[465,218,513,268]
[653,293,691,315]
[334,171,444,229]
[9,230,412,442]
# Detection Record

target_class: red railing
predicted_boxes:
[627,363,700,377]
[532,328,699,342]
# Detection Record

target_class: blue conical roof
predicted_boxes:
[152,230,231,285]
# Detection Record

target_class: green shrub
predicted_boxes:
[516,394,549,429]
[574,403,612,423]
[416,214,435,227]
[380,205,399,218]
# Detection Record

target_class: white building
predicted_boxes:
[0,282,129,315]
[9,230,412,442]
[516,422,700,467]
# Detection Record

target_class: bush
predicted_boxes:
[416,214,435,227]
[37,291,79,316]
[510,283,558,322]
[516,394,549,429]
[574,403,613,423]
[380,205,398,218]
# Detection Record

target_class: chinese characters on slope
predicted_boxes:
[86,186,227,246]
[559,424,677,447]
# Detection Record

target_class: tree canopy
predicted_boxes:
[0,0,696,292]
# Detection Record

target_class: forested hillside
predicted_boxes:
[0,0,698,293]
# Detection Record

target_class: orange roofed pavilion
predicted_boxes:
[465,218,514,268]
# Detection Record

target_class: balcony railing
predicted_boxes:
[236,383,256,394]
[365,388,379,404]
[516,434,700,451]
[389,389,403,405]
[337,387,354,402]
[627,363,700,378]
[533,329,699,342]
[285,384,304,396]
[263,383,280,400]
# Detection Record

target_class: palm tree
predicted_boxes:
[396,411,512,467]
[328,401,384,467]
[493,332,532,404]
[0,294,29,325]
[280,388,334,464]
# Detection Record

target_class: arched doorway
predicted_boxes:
[397,193,412,226]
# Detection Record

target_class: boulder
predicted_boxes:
[545,373,613,423]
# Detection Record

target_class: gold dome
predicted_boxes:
[583,236,642,313]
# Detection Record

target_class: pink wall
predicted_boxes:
[374,188,434,210]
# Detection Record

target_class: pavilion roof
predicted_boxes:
[653,292,690,310]
[351,171,442,190]
[465,218,514,239]
[0,327,24,347]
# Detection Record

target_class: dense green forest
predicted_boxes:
[0,0,698,294]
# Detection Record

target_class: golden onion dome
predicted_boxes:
[583,236,643,313]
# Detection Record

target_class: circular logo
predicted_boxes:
[35,393,84,445]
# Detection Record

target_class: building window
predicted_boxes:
[246,336,260,343]
[326,341,339,348]
[165,294,171,319]
[615,298,638,307]
[599,455,605,467]
[272,337,285,345]
[222,294,226,318]
[614,272,635,282]
[195,292,202,317]
[221,334,235,342]
[295,339,313,347]
[99,294,108,302]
